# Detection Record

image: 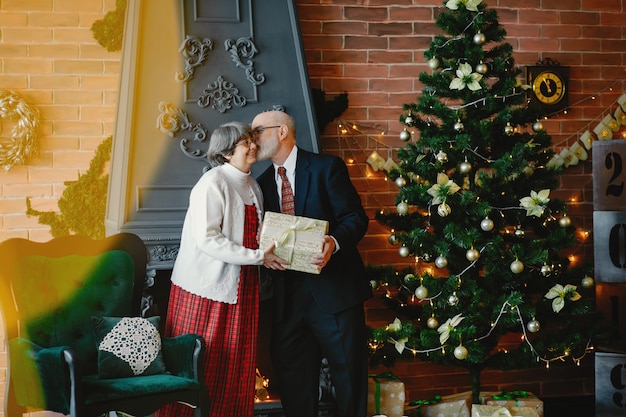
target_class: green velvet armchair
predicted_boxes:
[0,233,207,417]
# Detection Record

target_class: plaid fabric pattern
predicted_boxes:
[155,205,260,417]
[278,166,295,215]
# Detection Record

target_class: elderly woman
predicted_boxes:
[156,121,287,417]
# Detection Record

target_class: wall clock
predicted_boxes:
[526,58,569,114]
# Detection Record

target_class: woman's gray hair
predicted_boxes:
[207,121,254,167]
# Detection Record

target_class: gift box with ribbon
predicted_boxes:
[406,391,472,417]
[480,391,543,417]
[471,404,539,417]
[367,372,406,417]
[259,212,329,274]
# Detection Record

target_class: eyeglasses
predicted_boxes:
[254,125,282,134]
[236,138,258,148]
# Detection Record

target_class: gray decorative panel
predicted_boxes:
[107,0,320,260]
[594,211,626,283]
[593,140,626,211]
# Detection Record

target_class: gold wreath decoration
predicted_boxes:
[0,89,40,171]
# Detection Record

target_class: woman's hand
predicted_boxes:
[262,245,290,270]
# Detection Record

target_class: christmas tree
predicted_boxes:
[369,0,611,403]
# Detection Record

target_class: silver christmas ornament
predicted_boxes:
[510,259,524,274]
[427,316,439,329]
[476,61,488,74]
[398,246,410,257]
[459,160,472,174]
[466,248,480,262]
[581,275,595,288]
[428,57,440,70]
[540,264,552,276]
[435,255,448,268]
[527,319,540,333]
[388,234,399,245]
[447,292,459,306]
[405,115,414,125]
[395,176,407,187]
[454,345,468,360]
[532,121,544,132]
[370,280,379,290]
[437,203,451,217]
[400,129,411,142]
[473,32,486,45]
[436,150,448,163]
[454,120,464,132]
[514,227,525,238]
[480,217,494,232]
[415,285,429,300]
[397,201,409,215]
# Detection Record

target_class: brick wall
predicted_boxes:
[0,0,624,411]
[0,0,120,243]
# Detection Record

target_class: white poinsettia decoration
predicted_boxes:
[394,337,409,354]
[446,0,482,11]
[438,313,465,345]
[545,284,581,313]
[387,317,402,332]
[427,172,461,204]
[450,62,483,91]
[519,189,550,217]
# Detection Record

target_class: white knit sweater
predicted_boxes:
[171,163,265,304]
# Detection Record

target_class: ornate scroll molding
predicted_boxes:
[156,102,209,160]
[197,75,247,113]
[224,37,265,86]
[176,35,214,83]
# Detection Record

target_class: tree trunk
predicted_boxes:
[470,367,482,404]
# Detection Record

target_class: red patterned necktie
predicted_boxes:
[278,166,295,215]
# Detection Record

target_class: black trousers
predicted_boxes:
[270,277,368,417]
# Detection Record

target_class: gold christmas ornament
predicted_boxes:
[427,316,439,329]
[466,247,480,262]
[510,259,524,274]
[559,215,572,228]
[0,89,40,171]
[581,275,595,288]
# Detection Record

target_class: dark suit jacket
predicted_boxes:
[257,149,372,319]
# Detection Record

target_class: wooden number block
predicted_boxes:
[593,141,626,211]
[595,352,626,417]
[593,211,626,283]
[596,282,626,351]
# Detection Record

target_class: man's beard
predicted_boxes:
[256,135,279,161]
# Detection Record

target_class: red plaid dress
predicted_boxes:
[155,204,260,417]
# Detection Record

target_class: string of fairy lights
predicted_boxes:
[379,299,595,368]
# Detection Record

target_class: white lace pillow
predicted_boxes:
[92,316,167,379]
